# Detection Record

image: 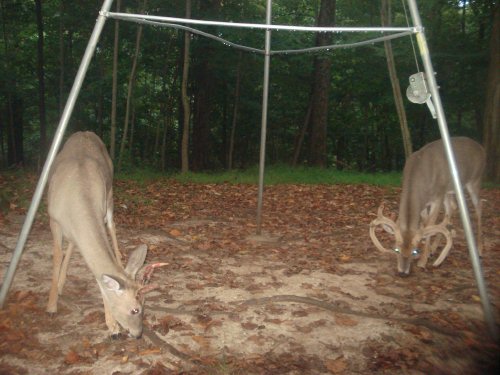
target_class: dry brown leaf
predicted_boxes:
[191,335,210,348]
[335,314,358,327]
[64,350,82,365]
[325,356,348,373]
[169,229,182,237]
[241,322,259,330]
[138,348,162,356]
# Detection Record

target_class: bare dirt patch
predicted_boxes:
[1,181,499,374]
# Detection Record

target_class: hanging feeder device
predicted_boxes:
[406,72,437,118]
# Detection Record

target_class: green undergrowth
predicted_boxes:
[116,165,402,186]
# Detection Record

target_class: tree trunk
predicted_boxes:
[7,97,24,166]
[110,0,121,160]
[118,0,145,171]
[191,1,221,171]
[181,0,192,173]
[483,3,499,182]
[292,96,312,167]
[58,0,65,115]
[228,52,242,170]
[381,0,412,159]
[35,0,47,162]
[309,0,336,167]
[1,0,16,166]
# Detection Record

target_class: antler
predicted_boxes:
[141,262,169,285]
[421,216,453,267]
[137,262,169,298]
[369,203,401,253]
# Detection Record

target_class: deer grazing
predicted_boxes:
[47,131,165,338]
[369,137,485,276]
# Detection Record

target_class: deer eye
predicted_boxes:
[394,248,401,254]
[412,248,420,257]
[131,308,140,315]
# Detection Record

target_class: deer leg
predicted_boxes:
[476,199,483,256]
[106,200,122,267]
[47,219,63,313]
[466,182,483,256]
[418,200,441,268]
[101,296,121,338]
[57,242,74,295]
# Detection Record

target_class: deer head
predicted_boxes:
[369,137,485,276]
[98,244,154,339]
[370,204,452,276]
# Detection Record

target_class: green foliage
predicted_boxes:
[173,164,401,186]
[0,0,495,173]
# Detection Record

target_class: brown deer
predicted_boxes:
[46,131,165,338]
[369,137,485,276]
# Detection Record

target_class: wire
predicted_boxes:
[402,0,421,72]
[109,14,415,56]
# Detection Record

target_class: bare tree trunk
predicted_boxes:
[228,52,242,170]
[181,0,192,173]
[292,96,313,167]
[58,0,65,115]
[35,0,47,162]
[483,3,500,183]
[154,77,162,157]
[309,0,336,167]
[1,0,16,165]
[161,107,169,171]
[381,0,412,159]
[110,0,121,160]
[118,0,145,171]
[129,102,136,160]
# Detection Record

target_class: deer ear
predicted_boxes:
[125,244,148,278]
[102,274,125,292]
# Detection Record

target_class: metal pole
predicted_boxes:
[256,0,272,234]
[407,0,498,341]
[0,0,115,308]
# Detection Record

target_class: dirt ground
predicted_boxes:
[0,180,499,374]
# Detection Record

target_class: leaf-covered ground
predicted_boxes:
[0,175,499,374]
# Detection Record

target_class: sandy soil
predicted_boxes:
[0,184,498,374]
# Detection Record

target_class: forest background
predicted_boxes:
[0,0,498,182]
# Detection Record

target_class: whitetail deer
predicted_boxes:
[369,137,485,276]
[46,131,165,338]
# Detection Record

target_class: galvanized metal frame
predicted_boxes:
[0,0,496,340]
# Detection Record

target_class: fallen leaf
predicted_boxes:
[241,322,259,330]
[169,229,182,237]
[64,350,82,365]
[325,356,348,373]
[335,314,358,327]
[191,335,210,348]
[138,348,162,356]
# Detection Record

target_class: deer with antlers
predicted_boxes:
[47,131,166,338]
[369,137,485,276]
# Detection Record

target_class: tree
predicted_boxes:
[35,0,47,161]
[309,0,336,167]
[181,0,192,174]
[482,3,499,183]
[228,51,242,170]
[118,0,146,170]
[110,0,121,160]
[381,0,412,159]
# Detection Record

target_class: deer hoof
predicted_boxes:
[110,332,122,340]
[46,306,58,315]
